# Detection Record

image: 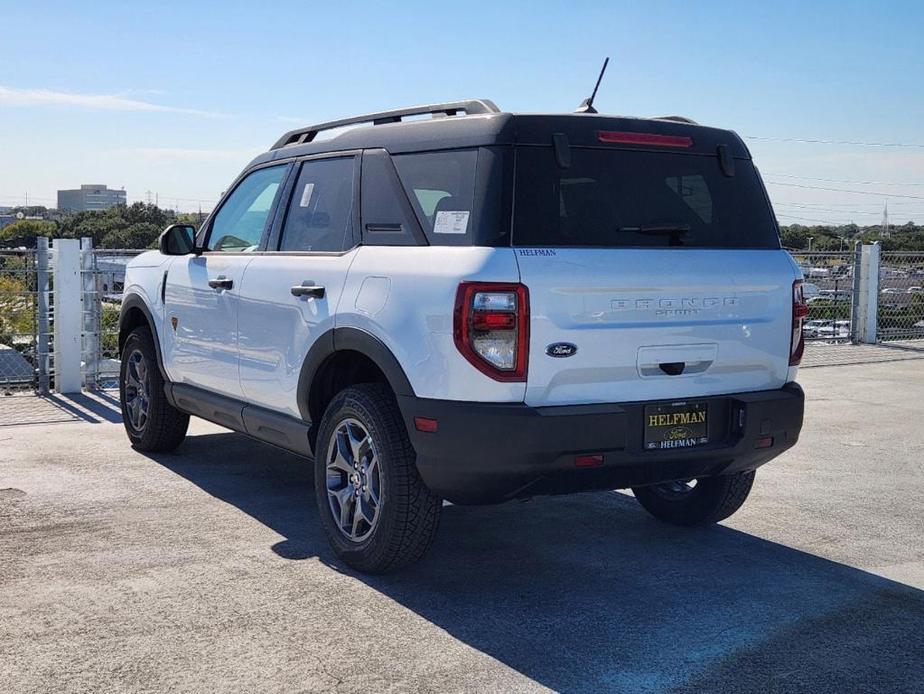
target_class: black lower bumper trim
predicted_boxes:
[398,383,804,505]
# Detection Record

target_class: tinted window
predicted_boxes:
[280,157,356,252]
[513,147,779,248]
[207,165,287,252]
[393,149,477,245]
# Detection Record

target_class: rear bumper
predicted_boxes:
[398,383,804,505]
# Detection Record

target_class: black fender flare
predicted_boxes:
[296,327,415,422]
[118,294,168,380]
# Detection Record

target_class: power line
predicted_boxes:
[764,180,924,200]
[772,199,923,207]
[747,135,924,149]
[764,172,924,187]
[774,202,924,217]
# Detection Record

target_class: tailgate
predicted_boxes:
[518,248,796,406]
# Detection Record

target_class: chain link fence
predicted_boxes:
[789,251,855,343]
[0,249,39,394]
[81,248,147,389]
[878,252,924,342]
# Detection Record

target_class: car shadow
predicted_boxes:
[145,432,924,693]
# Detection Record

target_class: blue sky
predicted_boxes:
[1,0,923,223]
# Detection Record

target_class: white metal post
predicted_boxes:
[80,237,98,390]
[855,242,881,344]
[35,237,51,395]
[52,239,82,393]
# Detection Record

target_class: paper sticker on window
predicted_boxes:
[433,210,469,234]
[298,183,315,208]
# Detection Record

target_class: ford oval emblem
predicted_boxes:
[546,342,578,358]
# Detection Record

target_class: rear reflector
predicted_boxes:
[598,131,694,148]
[574,454,604,468]
[755,436,774,449]
[414,417,438,433]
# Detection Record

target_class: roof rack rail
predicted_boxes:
[270,99,501,150]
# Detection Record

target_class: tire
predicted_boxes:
[314,383,441,573]
[632,471,755,526]
[119,326,189,452]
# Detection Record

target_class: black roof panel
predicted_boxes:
[248,105,750,169]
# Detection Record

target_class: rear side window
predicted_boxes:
[279,157,357,252]
[393,149,477,245]
[512,147,779,249]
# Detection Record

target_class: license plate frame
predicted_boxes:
[644,400,709,450]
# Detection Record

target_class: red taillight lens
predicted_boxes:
[790,280,808,366]
[454,282,529,382]
[597,131,694,148]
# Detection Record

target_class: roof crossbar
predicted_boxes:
[270,99,501,150]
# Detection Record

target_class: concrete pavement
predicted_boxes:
[1,361,922,693]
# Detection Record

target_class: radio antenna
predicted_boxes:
[575,57,610,114]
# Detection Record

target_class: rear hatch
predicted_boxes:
[511,125,796,406]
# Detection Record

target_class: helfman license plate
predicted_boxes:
[644,401,709,450]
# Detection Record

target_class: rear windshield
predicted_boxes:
[512,147,779,249]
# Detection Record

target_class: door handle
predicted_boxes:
[291,282,325,299]
[208,276,233,290]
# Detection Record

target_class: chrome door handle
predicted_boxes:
[207,276,233,290]
[291,282,325,299]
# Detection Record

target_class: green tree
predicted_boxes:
[0,219,58,248]
[102,222,162,249]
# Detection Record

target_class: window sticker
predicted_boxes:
[433,210,469,235]
[298,182,315,208]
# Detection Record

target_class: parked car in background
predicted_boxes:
[817,321,850,341]
[818,289,851,302]
[803,319,832,338]
[802,283,820,300]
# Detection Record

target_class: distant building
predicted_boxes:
[57,184,127,212]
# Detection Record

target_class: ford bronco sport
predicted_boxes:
[119,99,806,573]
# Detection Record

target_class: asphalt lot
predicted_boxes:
[2,359,923,693]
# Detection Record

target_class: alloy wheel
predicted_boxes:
[325,418,383,542]
[123,349,150,432]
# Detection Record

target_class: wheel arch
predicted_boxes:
[118,294,167,380]
[298,327,415,428]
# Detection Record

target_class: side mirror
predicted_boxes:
[159,224,198,256]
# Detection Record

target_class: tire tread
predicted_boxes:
[120,326,189,452]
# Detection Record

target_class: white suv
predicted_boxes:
[118,100,806,573]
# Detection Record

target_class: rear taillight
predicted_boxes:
[454,282,529,381]
[790,280,809,366]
